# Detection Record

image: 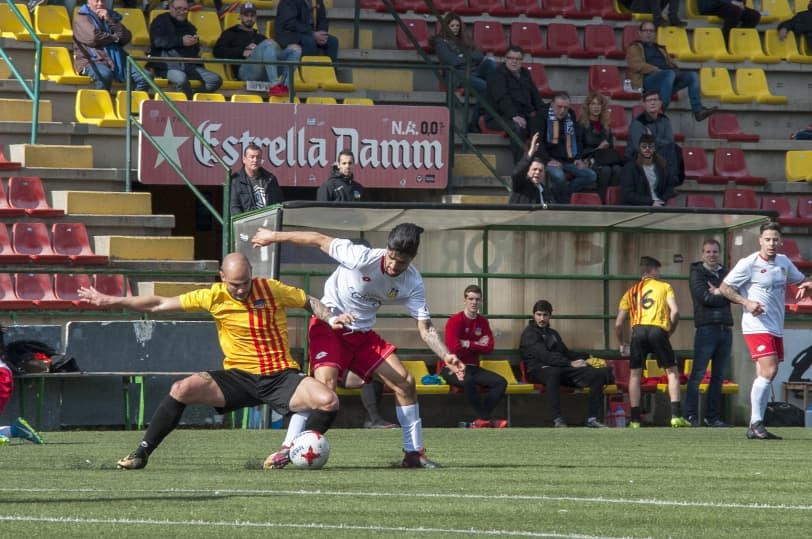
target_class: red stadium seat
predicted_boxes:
[722,188,758,210]
[54,273,95,309]
[760,195,794,223]
[509,22,544,57]
[15,273,74,309]
[478,116,507,136]
[459,0,499,15]
[622,25,642,54]
[538,0,588,18]
[581,0,632,19]
[12,222,71,264]
[708,113,759,142]
[94,273,133,297]
[0,223,29,264]
[681,147,726,184]
[472,21,507,56]
[779,239,812,271]
[684,194,717,208]
[0,273,33,310]
[588,65,641,100]
[786,284,812,314]
[608,105,629,139]
[0,179,26,217]
[795,197,812,225]
[540,23,591,58]
[376,0,429,13]
[0,147,21,171]
[525,62,558,98]
[713,148,767,186]
[359,0,382,9]
[428,0,467,13]
[491,0,545,17]
[570,192,603,205]
[605,185,622,205]
[51,222,109,265]
[7,176,65,217]
[584,24,625,59]
[396,19,431,51]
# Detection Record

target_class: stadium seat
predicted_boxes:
[491,0,545,17]
[94,273,132,297]
[541,23,592,58]
[794,197,812,225]
[33,5,73,43]
[760,195,795,224]
[699,67,751,103]
[305,96,338,104]
[583,24,625,59]
[686,0,722,21]
[786,284,812,314]
[786,150,812,182]
[608,105,629,139]
[588,65,640,100]
[115,90,150,120]
[525,62,558,98]
[396,19,431,51]
[537,0,587,18]
[0,223,29,264]
[200,52,244,90]
[15,273,74,310]
[296,56,354,92]
[192,92,226,102]
[685,194,717,208]
[54,273,95,309]
[656,26,712,62]
[8,176,65,217]
[75,89,127,128]
[581,0,632,19]
[119,8,150,47]
[693,27,746,62]
[713,148,767,186]
[400,360,450,395]
[154,91,188,101]
[734,68,788,104]
[269,95,301,104]
[12,222,70,264]
[708,113,759,142]
[458,0,497,15]
[621,24,641,54]
[753,0,793,23]
[570,192,603,205]
[478,116,507,136]
[480,360,535,394]
[40,46,92,84]
[0,179,26,217]
[343,97,375,105]
[230,94,264,103]
[605,185,622,205]
[0,4,34,41]
[722,188,758,210]
[729,28,782,64]
[681,147,726,184]
[779,239,812,271]
[0,147,22,171]
[0,273,33,310]
[264,19,275,40]
[509,22,545,57]
[471,22,507,56]
[187,10,222,48]
[52,223,109,265]
[764,29,812,64]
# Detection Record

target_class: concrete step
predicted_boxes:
[452,153,497,177]
[10,143,93,168]
[137,281,213,296]
[0,98,52,122]
[51,191,152,215]
[93,235,195,261]
[18,167,126,192]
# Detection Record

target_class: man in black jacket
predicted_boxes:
[685,239,734,427]
[620,133,676,206]
[778,0,812,50]
[519,299,612,428]
[508,133,546,205]
[316,150,364,202]
[229,143,284,215]
[275,0,338,62]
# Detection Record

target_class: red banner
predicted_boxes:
[138,102,449,189]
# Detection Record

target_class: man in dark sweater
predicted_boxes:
[778,0,812,51]
[316,150,364,202]
[229,142,284,215]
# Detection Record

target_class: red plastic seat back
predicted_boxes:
[52,222,93,256]
[15,273,56,301]
[509,22,544,55]
[94,273,132,297]
[525,62,554,97]
[796,197,812,220]
[713,148,750,178]
[608,104,628,139]
[55,273,92,301]
[571,192,603,205]
[722,188,758,209]
[682,147,712,178]
[584,24,621,56]
[472,21,507,55]
[778,239,802,261]
[8,176,48,210]
[588,65,622,95]
[395,19,429,51]
[622,25,641,52]
[760,196,794,219]
[546,23,582,55]
[685,194,717,208]
[12,222,52,256]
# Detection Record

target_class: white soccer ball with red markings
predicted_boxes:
[289,430,330,469]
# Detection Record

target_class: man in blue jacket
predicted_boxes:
[275,0,338,62]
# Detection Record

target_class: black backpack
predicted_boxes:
[3,339,81,375]
[788,345,812,382]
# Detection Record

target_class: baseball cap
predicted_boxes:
[240,2,256,14]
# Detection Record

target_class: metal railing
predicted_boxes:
[0,0,42,144]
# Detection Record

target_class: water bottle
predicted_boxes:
[614,406,626,428]
[623,79,633,93]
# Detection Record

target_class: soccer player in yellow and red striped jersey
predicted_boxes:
[78,252,353,470]
[615,256,690,428]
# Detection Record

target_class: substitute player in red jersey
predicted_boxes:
[78,252,352,470]
[252,223,466,468]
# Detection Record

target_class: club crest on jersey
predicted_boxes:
[387,288,399,298]
[253,299,266,308]
[474,327,482,336]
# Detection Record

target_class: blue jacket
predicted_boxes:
[275,0,330,49]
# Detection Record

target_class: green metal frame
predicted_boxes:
[0,0,42,144]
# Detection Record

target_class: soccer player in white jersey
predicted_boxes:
[251,223,466,468]
[720,222,811,440]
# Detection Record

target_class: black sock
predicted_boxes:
[670,401,683,418]
[139,395,186,455]
[305,409,338,434]
[630,406,641,422]
[360,380,385,424]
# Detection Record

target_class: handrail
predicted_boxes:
[0,0,42,144]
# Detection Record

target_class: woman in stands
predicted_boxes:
[576,93,624,204]
[430,12,497,133]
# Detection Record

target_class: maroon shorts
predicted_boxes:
[744,333,784,362]
[308,317,396,383]
[0,367,13,416]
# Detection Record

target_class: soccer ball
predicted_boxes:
[289,430,330,469]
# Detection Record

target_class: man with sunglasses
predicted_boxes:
[620,132,676,206]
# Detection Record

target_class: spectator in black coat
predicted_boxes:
[620,133,676,206]
[230,143,284,215]
[275,0,338,62]
[317,150,364,202]
[508,133,546,205]
[778,0,812,51]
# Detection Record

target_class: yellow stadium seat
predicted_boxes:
[265,20,275,40]
[0,58,10,79]
[657,26,712,62]
[343,97,375,105]
[119,8,150,47]
[297,56,355,92]
[0,4,34,41]
[75,89,127,127]
[734,68,788,104]
[148,9,168,25]
[268,95,301,103]
[154,91,188,101]
[693,27,747,62]
[699,67,751,103]
[40,46,93,84]
[686,0,723,22]
[187,10,222,48]
[765,29,812,63]
[786,151,812,181]
[33,5,73,43]
[400,360,450,395]
[749,0,792,23]
[115,90,150,119]
[305,96,338,104]
[230,94,264,103]
[222,10,242,29]
[201,53,245,90]
[479,360,536,394]
[192,92,226,102]
[728,28,782,64]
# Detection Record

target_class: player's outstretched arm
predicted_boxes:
[418,318,465,380]
[251,227,335,254]
[304,294,355,329]
[77,286,183,313]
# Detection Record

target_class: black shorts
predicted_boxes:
[208,368,305,416]
[629,325,675,370]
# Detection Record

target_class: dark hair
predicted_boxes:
[703,238,721,250]
[433,12,475,52]
[642,89,660,101]
[243,142,261,156]
[532,299,553,314]
[387,223,424,258]
[639,21,656,31]
[760,221,782,235]
[639,133,656,146]
[640,256,661,273]
[552,91,570,103]
[464,284,482,297]
[506,44,524,56]
[337,149,354,162]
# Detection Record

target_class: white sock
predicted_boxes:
[282,412,309,446]
[396,403,422,452]
[750,376,771,424]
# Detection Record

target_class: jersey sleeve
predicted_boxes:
[785,257,806,285]
[264,278,307,308]
[722,255,752,291]
[405,281,431,320]
[179,286,214,313]
[618,290,631,311]
[328,238,383,270]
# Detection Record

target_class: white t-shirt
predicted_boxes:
[723,252,805,336]
[321,238,431,331]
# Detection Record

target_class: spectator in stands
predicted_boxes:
[620,133,676,206]
[626,22,717,122]
[778,1,812,51]
[627,90,683,184]
[275,0,338,63]
[430,12,498,133]
[317,150,364,202]
[535,92,598,204]
[484,45,546,162]
[230,142,284,215]
[72,0,152,92]
[685,239,734,428]
[615,256,691,428]
[576,93,624,204]
[519,299,612,428]
[508,132,546,205]
[147,0,222,99]
[213,2,302,97]
[624,0,687,28]
[443,284,508,429]
[698,0,760,41]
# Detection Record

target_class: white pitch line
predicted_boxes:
[0,515,626,539]
[1,487,810,511]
